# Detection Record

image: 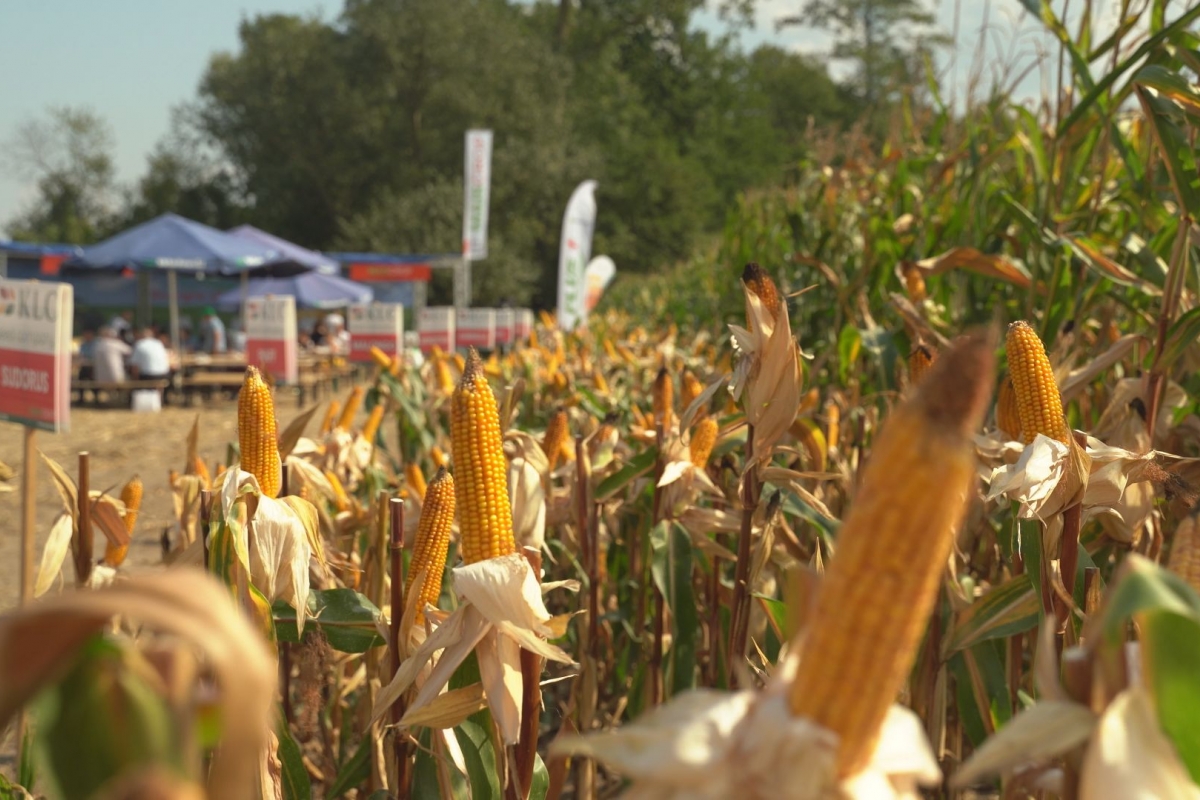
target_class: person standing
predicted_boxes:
[92,327,132,383]
[199,307,227,354]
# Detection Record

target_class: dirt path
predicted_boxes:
[0,389,359,611]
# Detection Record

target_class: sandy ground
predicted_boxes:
[0,387,362,612]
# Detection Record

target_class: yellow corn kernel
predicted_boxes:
[452,352,465,373]
[406,463,428,501]
[681,370,705,411]
[363,403,386,443]
[324,469,349,513]
[742,262,782,324]
[238,367,282,499]
[653,366,674,431]
[789,329,994,777]
[406,467,455,623]
[689,417,719,468]
[996,375,1022,441]
[1168,512,1200,595]
[338,387,365,432]
[319,400,341,436]
[542,409,570,471]
[825,400,840,455]
[1006,321,1069,445]
[908,344,935,387]
[450,349,516,565]
[193,455,212,491]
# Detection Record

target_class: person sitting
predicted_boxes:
[92,327,132,383]
[199,307,227,354]
[130,327,172,382]
[325,313,350,356]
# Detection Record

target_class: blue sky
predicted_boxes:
[0,1,1074,238]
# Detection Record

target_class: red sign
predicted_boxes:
[348,263,432,283]
[245,296,298,384]
[0,280,73,432]
[457,308,496,350]
[348,303,404,363]
[418,307,455,353]
[514,309,533,341]
[39,254,67,275]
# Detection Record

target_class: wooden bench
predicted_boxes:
[72,379,170,408]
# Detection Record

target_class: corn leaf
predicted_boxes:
[272,589,385,654]
[1138,611,1200,781]
[944,573,1040,656]
[277,404,320,460]
[325,735,371,798]
[275,717,311,800]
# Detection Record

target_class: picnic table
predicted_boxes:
[70,350,359,408]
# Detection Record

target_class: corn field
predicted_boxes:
[4,3,1200,799]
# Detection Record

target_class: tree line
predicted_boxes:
[4,0,942,307]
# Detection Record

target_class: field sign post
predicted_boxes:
[245,295,298,384]
[348,303,405,363]
[456,308,496,351]
[0,278,74,604]
[417,306,456,353]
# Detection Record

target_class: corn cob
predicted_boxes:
[902,264,927,304]
[681,370,705,411]
[798,387,820,415]
[406,463,428,501]
[406,467,455,623]
[105,476,144,567]
[538,309,556,328]
[325,470,349,513]
[370,346,393,371]
[432,443,451,470]
[434,357,455,395]
[238,367,282,498]
[450,349,516,564]
[689,417,719,468]
[337,387,365,432]
[592,368,610,396]
[825,400,840,455]
[996,375,1022,441]
[1006,321,1069,445]
[1168,512,1200,594]
[742,262,782,323]
[653,366,674,431]
[908,344,935,387]
[789,329,994,777]
[529,326,540,350]
[602,338,619,361]
[543,409,570,471]
[362,403,386,443]
[452,352,466,373]
[193,455,212,490]
[319,400,341,436]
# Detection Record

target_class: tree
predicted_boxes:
[777,0,947,110]
[3,107,117,243]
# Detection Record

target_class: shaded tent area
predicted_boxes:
[216,272,373,311]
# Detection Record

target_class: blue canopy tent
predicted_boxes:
[215,272,374,312]
[64,213,279,353]
[228,225,340,276]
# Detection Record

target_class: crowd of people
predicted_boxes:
[74,309,357,387]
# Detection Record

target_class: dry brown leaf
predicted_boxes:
[278,404,321,460]
[914,246,1031,288]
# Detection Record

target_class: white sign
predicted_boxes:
[463,130,493,261]
[493,308,514,346]
[556,180,598,331]
[514,309,534,342]
[457,308,496,350]
[418,306,456,353]
[0,279,72,432]
[584,255,617,313]
[245,295,298,384]
[348,303,404,363]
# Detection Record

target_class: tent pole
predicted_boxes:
[168,269,181,355]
